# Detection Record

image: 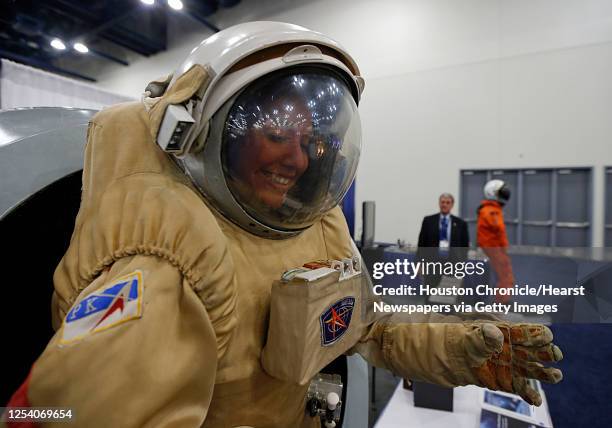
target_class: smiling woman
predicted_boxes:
[229,96,311,209]
[221,66,361,231]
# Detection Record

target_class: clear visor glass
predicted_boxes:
[221,67,361,231]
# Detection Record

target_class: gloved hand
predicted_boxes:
[464,322,563,406]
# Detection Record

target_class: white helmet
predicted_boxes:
[157,21,364,239]
[484,179,511,203]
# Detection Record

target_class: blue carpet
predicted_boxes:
[543,324,612,428]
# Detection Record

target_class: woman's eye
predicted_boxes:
[266,133,287,143]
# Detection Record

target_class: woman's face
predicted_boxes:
[233,101,311,208]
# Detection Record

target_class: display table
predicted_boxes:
[374,382,483,428]
[375,381,554,428]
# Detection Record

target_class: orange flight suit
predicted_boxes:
[477,200,514,302]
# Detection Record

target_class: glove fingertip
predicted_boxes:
[482,323,504,352]
[553,345,564,362]
[551,369,563,384]
[522,385,543,407]
[541,325,554,343]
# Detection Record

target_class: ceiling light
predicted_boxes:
[50,38,66,50]
[141,0,155,5]
[167,0,183,10]
[73,42,89,53]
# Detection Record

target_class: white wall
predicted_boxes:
[93,0,612,246]
[1,59,133,110]
[360,42,612,246]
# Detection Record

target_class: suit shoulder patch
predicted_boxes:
[60,271,144,344]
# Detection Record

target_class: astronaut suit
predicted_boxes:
[478,180,515,303]
[6,22,563,428]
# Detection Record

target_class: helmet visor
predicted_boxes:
[221,67,361,230]
[498,185,511,202]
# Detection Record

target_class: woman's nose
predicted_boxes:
[281,139,308,170]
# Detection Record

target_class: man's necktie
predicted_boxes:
[440,216,448,241]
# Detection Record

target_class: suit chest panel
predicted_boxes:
[215,223,330,382]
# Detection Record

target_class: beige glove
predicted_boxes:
[464,322,563,406]
[354,313,562,407]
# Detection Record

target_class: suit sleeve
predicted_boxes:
[15,255,218,428]
[350,271,485,387]
[416,217,427,260]
[457,218,470,261]
[352,311,481,387]
[463,219,470,247]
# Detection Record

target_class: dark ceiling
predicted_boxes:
[0,0,241,82]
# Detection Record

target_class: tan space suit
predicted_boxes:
[6,22,562,428]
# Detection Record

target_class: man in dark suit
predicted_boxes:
[416,193,470,287]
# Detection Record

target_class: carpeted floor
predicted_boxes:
[543,324,612,428]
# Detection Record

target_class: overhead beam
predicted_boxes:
[47,0,166,54]
[181,11,220,33]
[88,47,129,66]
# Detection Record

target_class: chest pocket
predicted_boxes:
[261,268,363,385]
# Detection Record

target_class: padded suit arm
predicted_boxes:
[11,255,218,428]
[352,312,479,387]
[346,264,472,386]
[352,299,562,404]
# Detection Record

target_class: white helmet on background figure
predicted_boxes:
[156,21,364,239]
[484,179,511,203]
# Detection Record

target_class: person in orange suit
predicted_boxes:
[478,179,514,303]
